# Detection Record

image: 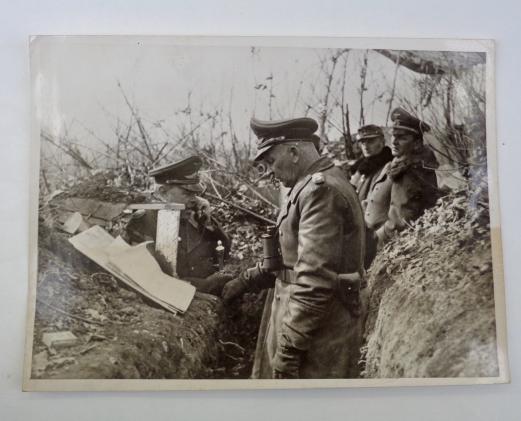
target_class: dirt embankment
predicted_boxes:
[363,190,499,378]
[33,233,223,379]
[32,175,267,380]
[33,227,264,380]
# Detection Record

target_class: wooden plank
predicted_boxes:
[127,203,185,210]
[154,209,182,276]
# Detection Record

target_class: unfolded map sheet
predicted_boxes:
[69,225,195,314]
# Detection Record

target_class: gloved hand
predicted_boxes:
[272,345,302,379]
[221,275,248,304]
[187,272,234,296]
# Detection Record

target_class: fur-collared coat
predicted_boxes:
[363,155,438,242]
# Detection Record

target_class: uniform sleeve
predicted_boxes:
[242,262,277,291]
[278,183,345,352]
[377,169,438,241]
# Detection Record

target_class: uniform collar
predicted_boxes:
[374,161,392,184]
[304,156,335,175]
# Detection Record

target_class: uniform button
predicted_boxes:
[275,294,280,301]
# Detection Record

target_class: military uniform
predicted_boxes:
[373,158,438,242]
[350,125,393,204]
[125,156,231,282]
[350,125,393,267]
[362,165,393,231]
[245,117,367,379]
[365,108,439,244]
[125,206,230,279]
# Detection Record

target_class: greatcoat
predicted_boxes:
[363,156,438,242]
[350,147,393,267]
[250,157,367,379]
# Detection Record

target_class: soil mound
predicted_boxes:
[32,172,266,379]
[33,237,223,379]
[363,188,499,378]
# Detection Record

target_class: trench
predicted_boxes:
[31,228,266,380]
[32,187,499,380]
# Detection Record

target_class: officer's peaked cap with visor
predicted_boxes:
[149,156,205,193]
[390,107,431,139]
[357,124,384,141]
[251,117,320,161]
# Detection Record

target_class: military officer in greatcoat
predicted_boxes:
[222,117,366,379]
[350,124,393,202]
[350,124,393,267]
[364,108,439,248]
[125,156,232,294]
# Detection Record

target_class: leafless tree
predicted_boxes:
[358,50,369,127]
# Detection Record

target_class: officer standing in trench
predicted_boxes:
[125,156,233,294]
[350,124,393,267]
[364,108,439,248]
[222,117,367,379]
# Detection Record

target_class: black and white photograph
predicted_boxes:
[23,36,508,390]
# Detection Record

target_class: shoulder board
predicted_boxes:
[312,172,325,184]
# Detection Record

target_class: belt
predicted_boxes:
[279,267,296,283]
[279,267,367,290]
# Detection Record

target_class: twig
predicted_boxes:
[385,51,401,125]
[117,81,155,162]
[36,298,105,326]
[219,339,245,354]
[41,131,93,170]
[205,192,276,225]
[77,344,99,356]
[359,50,369,127]
[243,183,280,210]
[204,170,279,210]
[156,114,216,161]
[205,173,223,199]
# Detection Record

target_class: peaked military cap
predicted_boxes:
[149,156,203,186]
[251,117,319,161]
[390,107,431,136]
[357,124,384,141]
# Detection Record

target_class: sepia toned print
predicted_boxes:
[24,36,508,390]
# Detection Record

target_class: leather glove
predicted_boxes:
[221,275,248,304]
[272,345,302,379]
[187,272,234,296]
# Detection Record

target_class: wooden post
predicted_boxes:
[127,203,185,276]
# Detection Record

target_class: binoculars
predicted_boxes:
[261,226,283,271]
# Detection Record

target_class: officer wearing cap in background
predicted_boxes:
[364,108,439,248]
[221,117,366,379]
[350,124,393,267]
[125,156,232,294]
